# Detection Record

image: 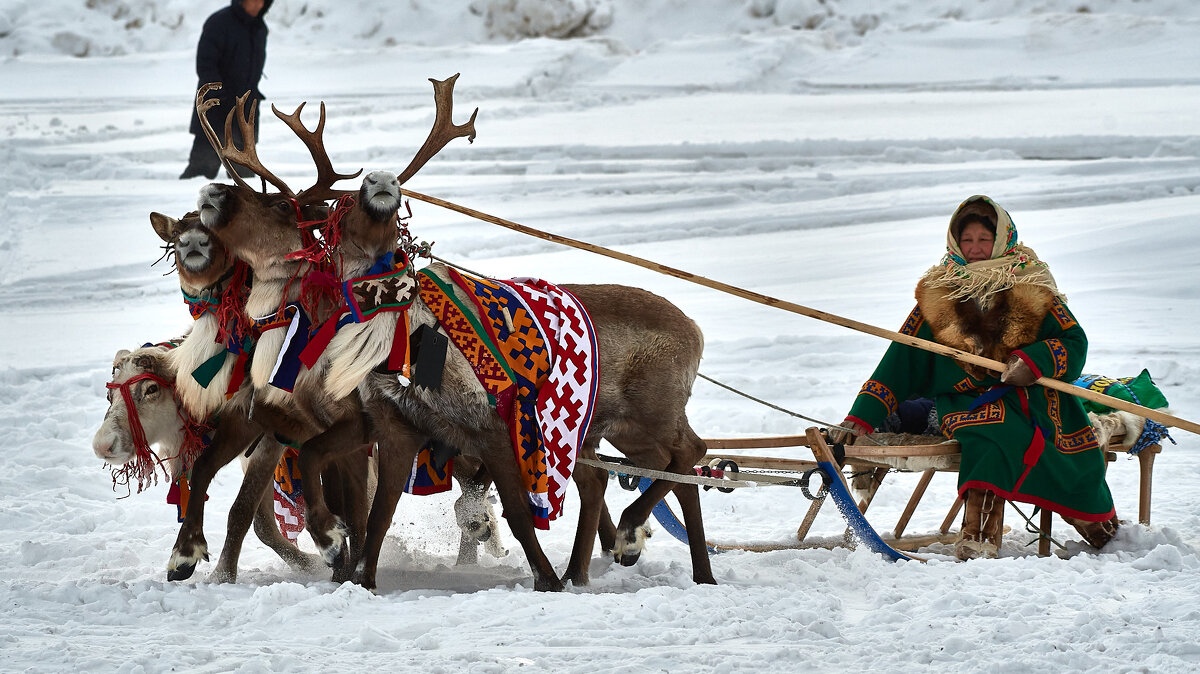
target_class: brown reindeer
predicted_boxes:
[191,76,714,590]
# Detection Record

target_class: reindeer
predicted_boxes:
[94,343,321,580]
[188,82,506,580]
[191,75,714,591]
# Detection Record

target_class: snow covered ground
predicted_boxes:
[2,0,1200,671]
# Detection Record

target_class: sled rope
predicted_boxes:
[1008,502,1067,552]
[403,190,1200,436]
[695,372,882,446]
[578,457,805,489]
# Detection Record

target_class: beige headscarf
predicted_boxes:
[919,195,1064,310]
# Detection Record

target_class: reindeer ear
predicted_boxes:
[132,354,157,371]
[150,212,179,242]
[112,349,131,368]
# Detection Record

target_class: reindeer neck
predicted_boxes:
[339,210,398,279]
[245,274,300,320]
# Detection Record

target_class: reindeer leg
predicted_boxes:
[608,425,712,583]
[328,449,370,583]
[210,437,320,581]
[352,403,424,590]
[480,447,563,592]
[598,500,617,553]
[167,417,259,581]
[562,443,607,586]
[208,437,276,582]
[670,481,716,585]
[453,459,507,565]
[296,420,367,571]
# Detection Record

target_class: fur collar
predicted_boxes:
[916,278,1055,373]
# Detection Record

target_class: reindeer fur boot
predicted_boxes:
[1063,514,1120,549]
[955,488,1004,561]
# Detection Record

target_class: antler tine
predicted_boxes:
[395,73,479,186]
[221,92,295,196]
[275,101,363,206]
[195,83,253,191]
[194,84,294,195]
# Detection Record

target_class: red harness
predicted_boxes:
[105,372,210,494]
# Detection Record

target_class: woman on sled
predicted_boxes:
[830,195,1120,560]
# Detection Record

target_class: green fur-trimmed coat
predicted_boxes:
[847,281,1116,521]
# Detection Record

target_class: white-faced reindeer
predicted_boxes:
[94,343,320,581]
[192,75,714,591]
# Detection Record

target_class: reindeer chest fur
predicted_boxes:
[169,314,233,419]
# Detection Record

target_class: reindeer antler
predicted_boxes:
[396,73,479,186]
[195,83,294,196]
[273,101,363,206]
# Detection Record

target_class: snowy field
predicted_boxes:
[3,0,1200,671]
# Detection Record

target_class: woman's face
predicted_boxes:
[242,0,265,17]
[958,220,995,263]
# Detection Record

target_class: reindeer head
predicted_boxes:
[151,211,237,294]
[93,346,183,489]
[192,76,476,275]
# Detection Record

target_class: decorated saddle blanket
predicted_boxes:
[414,267,598,529]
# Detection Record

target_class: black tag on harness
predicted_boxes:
[411,324,448,391]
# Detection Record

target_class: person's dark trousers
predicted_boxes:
[180,133,221,179]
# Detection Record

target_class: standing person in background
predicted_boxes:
[180,0,273,180]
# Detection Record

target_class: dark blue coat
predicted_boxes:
[189,0,273,135]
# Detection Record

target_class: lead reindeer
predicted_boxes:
[193,75,714,591]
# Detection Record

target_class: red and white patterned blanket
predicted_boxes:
[496,277,599,525]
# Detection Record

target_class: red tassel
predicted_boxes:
[226,352,247,399]
[299,310,347,368]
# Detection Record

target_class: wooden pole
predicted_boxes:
[404,190,1200,436]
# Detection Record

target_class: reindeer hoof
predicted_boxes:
[167,563,196,582]
[534,575,565,592]
[206,568,237,584]
[615,550,641,567]
[316,520,349,567]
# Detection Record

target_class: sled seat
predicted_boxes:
[699,423,1161,556]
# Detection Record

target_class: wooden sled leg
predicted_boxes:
[941,496,964,535]
[894,468,936,539]
[1138,445,1160,526]
[795,496,824,542]
[804,428,923,562]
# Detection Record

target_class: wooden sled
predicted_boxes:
[691,419,1161,557]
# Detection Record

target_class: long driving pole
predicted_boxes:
[404,190,1200,436]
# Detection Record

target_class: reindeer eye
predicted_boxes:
[144,384,159,396]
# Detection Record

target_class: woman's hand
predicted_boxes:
[1000,355,1037,386]
[828,418,870,445]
